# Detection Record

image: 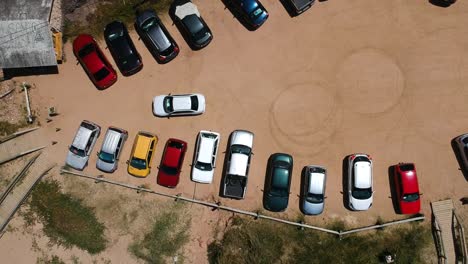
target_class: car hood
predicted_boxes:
[399,200,420,214]
[349,196,372,211]
[192,167,214,183]
[152,95,166,116]
[264,194,288,212]
[66,151,88,170]
[128,165,149,177]
[96,158,116,173]
[157,170,179,187]
[119,54,141,72]
[302,200,324,215]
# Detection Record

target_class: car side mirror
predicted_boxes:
[126,160,129,164]
[157,166,160,169]
[96,152,99,156]
[419,193,423,196]
[75,61,79,65]
[324,196,328,199]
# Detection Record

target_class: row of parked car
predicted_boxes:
[65,120,422,215]
[73,0,317,89]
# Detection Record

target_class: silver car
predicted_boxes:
[96,127,128,173]
[66,120,101,170]
[301,165,327,215]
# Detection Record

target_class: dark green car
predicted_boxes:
[263,153,293,212]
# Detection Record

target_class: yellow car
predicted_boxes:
[127,131,158,177]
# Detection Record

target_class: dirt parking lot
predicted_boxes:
[2,0,468,262]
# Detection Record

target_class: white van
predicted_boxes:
[192,130,220,183]
[96,126,128,172]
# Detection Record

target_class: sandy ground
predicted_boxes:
[1,0,468,263]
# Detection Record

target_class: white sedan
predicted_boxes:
[153,93,205,117]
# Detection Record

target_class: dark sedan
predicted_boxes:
[135,10,179,64]
[228,0,269,29]
[173,1,213,50]
[104,21,143,76]
[263,153,293,212]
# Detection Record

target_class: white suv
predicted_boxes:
[192,130,220,183]
[66,120,101,170]
[347,154,373,211]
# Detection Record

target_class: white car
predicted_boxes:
[301,165,327,215]
[192,130,220,183]
[152,93,205,117]
[347,154,373,211]
[66,120,101,170]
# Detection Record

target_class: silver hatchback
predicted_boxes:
[301,165,327,215]
[96,127,128,173]
[66,120,101,170]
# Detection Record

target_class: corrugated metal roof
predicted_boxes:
[0,0,56,69]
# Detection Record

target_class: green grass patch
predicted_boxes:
[29,180,107,254]
[0,120,28,136]
[208,216,432,264]
[64,0,172,42]
[129,207,190,264]
[37,255,66,264]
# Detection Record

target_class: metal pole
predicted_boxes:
[22,82,33,124]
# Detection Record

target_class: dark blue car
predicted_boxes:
[229,0,269,29]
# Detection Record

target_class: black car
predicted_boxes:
[135,10,179,64]
[172,0,213,50]
[104,21,143,76]
[263,153,293,212]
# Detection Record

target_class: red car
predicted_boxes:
[393,163,421,214]
[157,138,187,188]
[73,34,117,89]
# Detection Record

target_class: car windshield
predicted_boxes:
[78,43,94,58]
[69,145,86,157]
[231,144,251,155]
[130,157,146,170]
[250,8,263,18]
[271,187,288,197]
[98,151,114,163]
[352,187,372,200]
[190,96,199,110]
[195,161,212,171]
[399,164,414,171]
[107,31,123,41]
[93,67,110,81]
[306,193,324,204]
[163,97,174,113]
[161,165,178,175]
[142,18,157,32]
[274,161,290,169]
[403,192,420,202]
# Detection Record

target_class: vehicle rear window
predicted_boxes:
[403,192,419,202]
[142,18,157,32]
[354,156,369,163]
[93,67,111,81]
[78,44,95,58]
[169,141,184,149]
[190,96,199,110]
[399,164,414,171]
[107,31,123,41]
[462,137,468,144]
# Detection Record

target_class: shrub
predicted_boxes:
[129,209,190,264]
[29,180,107,254]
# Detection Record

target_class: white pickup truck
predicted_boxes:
[222,130,254,199]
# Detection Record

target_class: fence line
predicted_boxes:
[59,169,424,237]
[0,127,40,144]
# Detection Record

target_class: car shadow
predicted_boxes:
[189,133,199,182]
[342,155,352,210]
[278,0,298,18]
[450,137,468,181]
[298,166,307,214]
[388,165,400,214]
[261,155,274,210]
[218,132,233,198]
[219,0,259,31]
[428,0,454,8]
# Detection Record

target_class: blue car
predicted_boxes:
[229,0,269,29]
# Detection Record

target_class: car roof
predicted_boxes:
[183,14,204,34]
[309,172,325,194]
[163,144,182,168]
[134,134,153,159]
[272,167,289,189]
[147,22,171,51]
[398,165,419,193]
[101,129,122,154]
[172,95,192,111]
[72,126,93,149]
[354,161,372,188]
[198,135,216,163]
[228,153,248,176]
